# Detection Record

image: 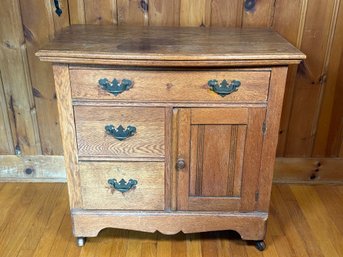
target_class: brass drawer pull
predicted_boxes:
[108,178,138,193]
[208,79,241,97]
[105,125,136,141]
[98,78,133,96]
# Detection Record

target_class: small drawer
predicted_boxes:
[74,106,165,159]
[70,68,270,103]
[79,162,165,210]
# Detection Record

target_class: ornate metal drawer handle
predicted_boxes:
[108,178,138,193]
[208,79,241,97]
[105,125,136,141]
[98,78,133,96]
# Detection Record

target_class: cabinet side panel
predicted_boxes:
[52,64,82,208]
[240,108,266,212]
[257,67,288,211]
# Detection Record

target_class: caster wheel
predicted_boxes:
[76,237,86,247]
[255,240,266,251]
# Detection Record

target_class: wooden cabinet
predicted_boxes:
[176,107,265,212]
[37,25,305,251]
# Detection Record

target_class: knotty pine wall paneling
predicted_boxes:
[1,0,343,182]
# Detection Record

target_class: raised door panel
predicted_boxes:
[176,108,266,212]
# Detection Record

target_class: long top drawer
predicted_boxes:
[70,69,271,103]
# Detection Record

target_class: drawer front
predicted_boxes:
[79,162,165,210]
[74,106,165,159]
[70,69,270,103]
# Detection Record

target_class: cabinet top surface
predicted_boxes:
[36,25,305,66]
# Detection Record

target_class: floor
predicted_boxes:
[0,183,342,257]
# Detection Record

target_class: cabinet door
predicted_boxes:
[176,108,266,212]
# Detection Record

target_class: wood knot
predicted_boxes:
[140,0,148,13]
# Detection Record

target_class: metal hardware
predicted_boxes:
[107,178,138,193]
[176,159,186,170]
[262,121,266,135]
[208,79,241,97]
[255,240,266,251]
[105,125,136,141]
[24,168,34,175]
[98,78,133,96]
[54,0,62,16]
[76,237,86,247]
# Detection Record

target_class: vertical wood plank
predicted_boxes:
[171,109,179,211]
[180,0,211,27]
[117,0,148,25]
[210,0,243,27]
[273,0,308,156]
[149,0,180,26]
[312,0,343,157]
[176,108,190,210]
[240,108,265,212]
[257,67,288,211]
[284,0,338,156]
[327,51,343,157]
[164,107,173,211]
[52,64,82,208]
[0,0,41,155]
[314,0,343,156]
[84,0,117,24]
[0,71,14,154]
[68,0,86,24]
[201,125,232,196]
[242,0,275,27]
[19,0,68,155]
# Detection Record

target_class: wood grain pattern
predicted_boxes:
[72,209,267,240]
[52,64,82,208]
[273,0,308,156]
[84,0,117,25]
[175,108,191,211]
[312,0,342,157]
[2,155,341,184]
[149,0,180,26]
[284,0,337,157]
[36,25,305,63]
[180,0,211,27]
[68,0,85,24]
[210,0,243,27]
[117,0,148,25]
[74,106,165,159]
[0,73,13,154]
[79,162,165,210]
[239,108,266,212]
[315,0,343,156]
[0,155,65,182]
[256,67,288,211]
[242,0,275,27]
[0,0,41,155]
[43,25,302,245]
[189,124,246,198]
[70,69,271,103]
[19,0,65,155]
[274,157,343,184]
[177,107,264,212]
[1,183,343,256]
[164,108,173,211]
[191,108,248,124]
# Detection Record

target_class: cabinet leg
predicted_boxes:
[76,237,86,247]
[254,240,266,251]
